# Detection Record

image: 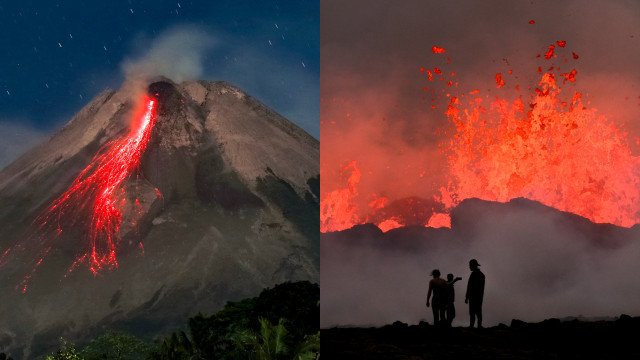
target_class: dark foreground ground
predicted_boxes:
[322,315,640,359]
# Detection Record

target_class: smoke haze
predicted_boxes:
[121,25,216,84]
[321,199,640,327]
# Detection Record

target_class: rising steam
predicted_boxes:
[121,25,216,83]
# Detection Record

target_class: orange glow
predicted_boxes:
[426,213,451,228]
[440,72,640,227]
[320,161,361,232]
[377,218,404,232]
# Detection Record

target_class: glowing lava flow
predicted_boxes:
[32,95,158,279]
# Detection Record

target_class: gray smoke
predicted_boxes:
[321,200,640,327]
[121,25,216,83]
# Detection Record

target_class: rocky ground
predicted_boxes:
[322,315,640,359]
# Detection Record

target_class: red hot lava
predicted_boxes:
[321,41,640,233]
[21,95,158,290]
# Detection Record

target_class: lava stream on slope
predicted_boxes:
[13,95,158,293]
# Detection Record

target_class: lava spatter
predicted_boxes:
[320,40,640,233]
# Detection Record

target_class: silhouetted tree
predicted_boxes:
[149,331,196,360]
[231,318,319,360]
[292,332,320,360]
[231,317,289,360]
[188,297,256,358]
[45,338,82,360]
[39,281,321,360]
[253,281,320,345]
[81,331,150,360]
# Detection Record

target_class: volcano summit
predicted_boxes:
[0,79,319,357]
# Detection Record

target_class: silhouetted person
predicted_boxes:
[445,273,462,326]
[426,269,447,326]
[465,259,485,328]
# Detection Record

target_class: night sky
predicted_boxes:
[0,0,319,168]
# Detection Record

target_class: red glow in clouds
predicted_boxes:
[321,41,640,233]
[20,95,158,291]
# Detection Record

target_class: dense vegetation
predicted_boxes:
[25,281,318,360]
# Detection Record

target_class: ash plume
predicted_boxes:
[121,25,216,84]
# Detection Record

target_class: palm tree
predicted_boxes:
[232,318,289,360]
[232,318,319,360]
[292,332,320,360]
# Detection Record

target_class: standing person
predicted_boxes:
[465,259,485,328]
[445,273,462,327]
[426,269,447,326]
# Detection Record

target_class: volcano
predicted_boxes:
[0,79,319,357]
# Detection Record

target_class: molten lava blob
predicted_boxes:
[30,95,158,281]
[432,46,446,54]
